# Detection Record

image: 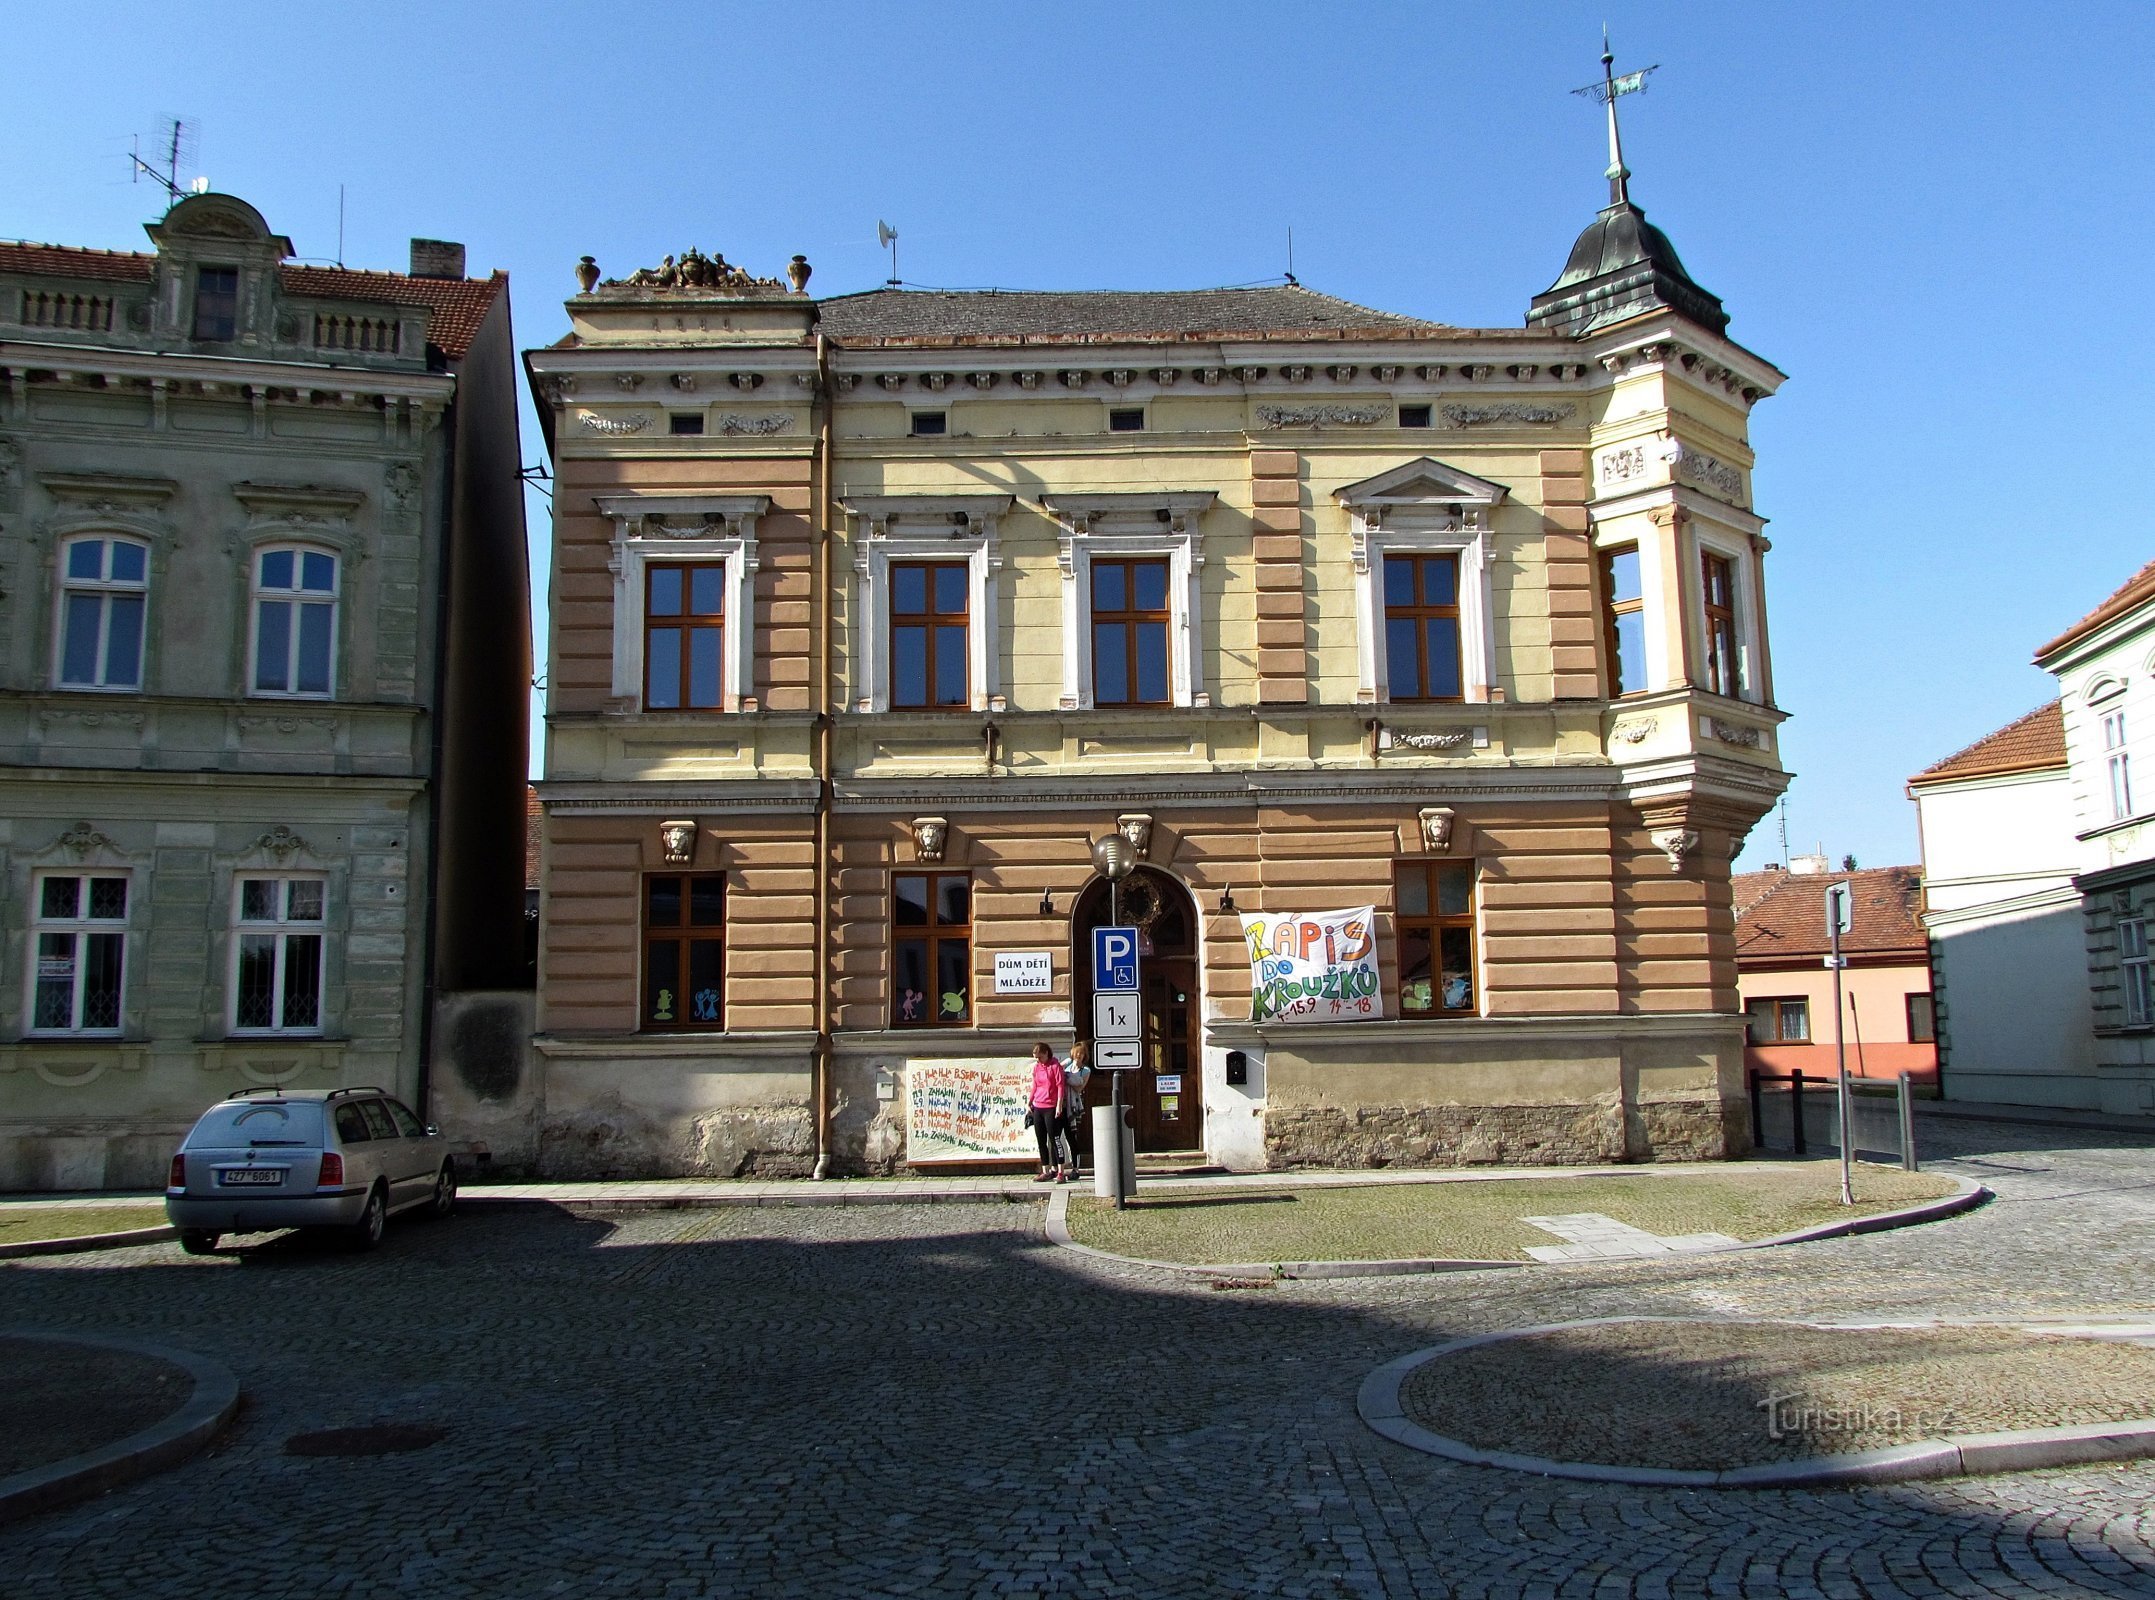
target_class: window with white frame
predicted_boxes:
[2105,708,2133,822]
[1335,458,1505,706]
[844,496,1009,714]
[55,536,149,691]
[1690,522,1767,704]
[2121,916,2153,1026]
[28,872,128,1034]
[1044,492,1216,711]
[597,494,766,714]
[231,876,326,1034]
[251,546,338,697]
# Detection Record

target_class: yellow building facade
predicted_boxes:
[497,182,1787,1178]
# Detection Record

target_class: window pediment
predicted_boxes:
[1334,457,1510,518]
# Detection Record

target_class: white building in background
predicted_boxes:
[1908,703,2093,1107]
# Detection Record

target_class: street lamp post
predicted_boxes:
[1090,833,1138,1210]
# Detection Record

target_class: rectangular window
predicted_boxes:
[29,872,128,1034]
[1602,544,1646,696]
[2106,710,2132,822]
[193,266,239,341]
[1701,551,1742,698]
[669,413,705,436]
[1108,407,1145,432]
[1744,996,1811,1044]
[1905,992,1936,1044]
[251,546,338,697]
[910,411,946,437]
[2121,917,2153,1026]
[1395,860,1475,1015]
[644,562,725,711]
[1383,552,1464,701]
[57,537,148,691]
[643,874,725,1030]
[232,876,325,1034]
[890,562,969,710]
[1398,403,1433,429]
[1090,558,1171,707]
[892,871,970,1026]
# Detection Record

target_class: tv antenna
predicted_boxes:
[130,117,206,205]
[1571,28,1657,206]
[876,220,900,286]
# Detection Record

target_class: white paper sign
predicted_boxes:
[994,951,1053,994]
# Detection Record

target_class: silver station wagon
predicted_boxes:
[166,1087,458,1253]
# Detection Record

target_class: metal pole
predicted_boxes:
[1898,1071,1918,1172]
[1832,918,1853,1206]
[1791,1067,1805,1156]
[1109,876,1126,1211]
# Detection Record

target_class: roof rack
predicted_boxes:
[326,1086,386,1100]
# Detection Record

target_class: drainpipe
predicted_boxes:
[811,330,835,1178]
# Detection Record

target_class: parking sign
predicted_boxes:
[1092,926,1139,991]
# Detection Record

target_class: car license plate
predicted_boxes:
[217,1168,284,1186]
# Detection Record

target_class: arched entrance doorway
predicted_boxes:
[1072,866,1203,1154]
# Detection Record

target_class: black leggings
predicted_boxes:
[1032,1110,1060,1169]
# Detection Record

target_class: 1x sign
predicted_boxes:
[1092,992,1141,1040]
[1092,926,1139,991]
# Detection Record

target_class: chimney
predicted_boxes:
[408,238,466,279]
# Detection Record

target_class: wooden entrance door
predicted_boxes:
[1074,867,1204,1154]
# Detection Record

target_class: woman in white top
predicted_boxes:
[1056,1041,1094,1180]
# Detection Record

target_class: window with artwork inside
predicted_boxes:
[643,874,724,1030]
[1384,552,1464,702]
[1090,558,1171,707]
[231,876,325,1034]
[890,562,968,710]
[892,871,969,1025]
[2121,916,2152,1027]
[56,536,148,691]
[251,546,338,697]
[1744,996,1811,1044]
[1905,992,1936,1044]
[1602,544,1646,696]
[1701,550,1743,698]
[29,872,128,1035]
[643,562,725,711]
[1395,860,1475,1015]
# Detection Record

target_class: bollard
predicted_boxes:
[1898,1071,1918,1171]
[1091,1103,1135,1203]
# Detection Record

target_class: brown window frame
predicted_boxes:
[1905,992,1935,1044]
[1395,860,1476,1016]
[1701,550,1742,699]
[1090,557,1172,708]
[889,561,970,711]
[1744,996,1810,1044]
[1383,552,1465,703]
[641,873,725,1032]
[1602,543,1647,697]
[643,561,725,712]
[892,871,971,1027]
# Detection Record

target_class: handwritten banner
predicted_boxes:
[905,1057,1036,1163]
[1240,907,1383,1024]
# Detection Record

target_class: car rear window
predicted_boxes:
[184,1100,324,1147]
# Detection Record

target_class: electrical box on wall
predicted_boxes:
[1225,1050,1248,1086]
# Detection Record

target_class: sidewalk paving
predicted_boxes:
[1914,1097,2155,1137]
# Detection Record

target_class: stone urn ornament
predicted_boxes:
[787,255,812,294]
[575,255,600,293]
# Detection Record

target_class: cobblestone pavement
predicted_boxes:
[0,1117,2151,1598]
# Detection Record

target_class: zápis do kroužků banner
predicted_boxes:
[1239,907,1384,1023]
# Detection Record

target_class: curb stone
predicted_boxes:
[0,1226,177,1260]
[0,1329,241,1526]
[1356,1315,2155,1489]
[1044,1176,1989,1281]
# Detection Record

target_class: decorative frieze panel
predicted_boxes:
[1254,403,1388,429]
[577,410,652,435]
[1441,402,1576,427]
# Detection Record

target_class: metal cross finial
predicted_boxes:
[1572,31,1659,207]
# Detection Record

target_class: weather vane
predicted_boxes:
[1571,28,1658,207]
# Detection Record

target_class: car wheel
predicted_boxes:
[350,1184,388,1251]
[429,1162,457,1219]
[178,1230,220,1256]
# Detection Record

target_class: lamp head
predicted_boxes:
[1090,833,1137,882]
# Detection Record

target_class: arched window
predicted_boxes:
[55,536,148,690]
[250,546,338,697]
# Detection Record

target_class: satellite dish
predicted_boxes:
[876,220,896,248]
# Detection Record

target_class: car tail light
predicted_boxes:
[317,1152,344,1189]
[168,1154,186,1190]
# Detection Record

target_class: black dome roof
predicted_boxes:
[1527,200,1728,337]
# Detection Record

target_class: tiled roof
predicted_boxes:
[1908,701,2066,786]
[2037,555,2155,663]
[0,240,505,360]
[1733,865,1927,962]
[525,785,543,891]
[814,284,1465,344]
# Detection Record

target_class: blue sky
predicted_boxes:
[7,1,2151,870]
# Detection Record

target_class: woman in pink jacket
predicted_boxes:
[1026,1041,1066,1182]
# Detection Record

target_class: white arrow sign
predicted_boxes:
[1092,992,1141,1040]
[1094,1040,1142,1070]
